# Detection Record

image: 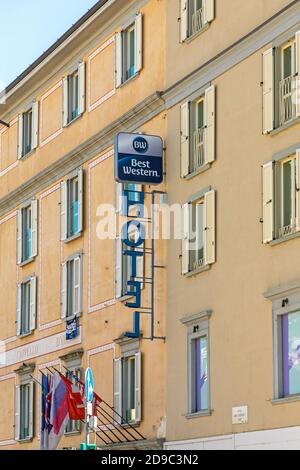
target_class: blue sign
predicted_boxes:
[85,368,94,403]
[66,317,79,341]
[115,132,163,185]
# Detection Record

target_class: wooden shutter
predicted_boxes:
[62,77,69,127]
[73,256,82,316]
[204,0,215,24]
[204,85,216,164]
[32,101,39,150]
[182,203,190,274]
[31,200,38,258]
[135,13,143,74]
[262,162,274,244]
[115,237,122,299]
[29,276,37,332]
[296,31,300,117]
[61,262,68,320]
[14,385,21,441]
[78,62,86,115]
[77,169,84,234]
[181,102,190,178]
[297,150,300,232]
[135,352,142,423]
[262,48,274,134]
[204,190,216,265]
[180,0,188,43]
[17,209,23,265]
[28,381,34,440]
[115,32,123,88]
[114,358,122,424]
[16,284,22,337]
[18,113,23,160]
[60,181,68,241]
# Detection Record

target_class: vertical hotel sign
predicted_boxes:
[115,133,163,338]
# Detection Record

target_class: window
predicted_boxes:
[278,311,300,398]
[18,102,39,159]
[180,85,215,178]
[182,190,215,275]
[17,276,37,336]
[262,33,300,134]
[15,381,34,442]
[65,368,82,434]
[61,169,83,241]
[114,352,141,424]
[115,14,143,87]
[180,0,215,42]
[61,254,83,320]
[262,152,300,244]
[17,200,38,264]
[63,62,85,127]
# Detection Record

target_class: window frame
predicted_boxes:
[61,253,83,321]
[16,380,34,442]
[65,367,82,435]
[22,108,33,157]
[68,70,80,124]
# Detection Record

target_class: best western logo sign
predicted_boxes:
[115,132,163,185]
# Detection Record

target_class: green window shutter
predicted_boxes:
[204,85,215,164]
[204,190,216,265]
[135,13,143,74]
[180,0,188,43]
[262,162,274,244]
[262,48,275,134]
[180,102,190,178]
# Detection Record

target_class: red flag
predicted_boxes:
[60,375,85,420]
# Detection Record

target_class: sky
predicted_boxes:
[0,0,99,91]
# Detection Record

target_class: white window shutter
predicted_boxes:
[296,31,300,117]
[262,48,274,134]
[77,169,84,234]
[135,13,143,74]
[115,32,123,88]
[73,256,82,316]
[14,385,21,441]
[29,276,37,332]
[18,113,23,160]
[262,162,274,244]
[61,262,67,320]
[116,182,123,213]
[31,200,38,258]
[204,85,216,164]
[16,284,22,337]
[180,0,188,43]
[182,203,190,274]
[204,0,215,24]
[78,62,86,115]
[62,77,69,127]
[115,237,122,299]
[297,150,300,232]
[60,181,68,241]
[28,381,34,440]
[180,102,190,178]
[135,352,142,423]
[17,209,23,265]
[32,101,39,150]
[114,358,122,424]
[204,190,216,265]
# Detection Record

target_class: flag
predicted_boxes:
[48,373,69,451]
[60,375,85,421]
[40,373,53,450]
[59,370,102,417]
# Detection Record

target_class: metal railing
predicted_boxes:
[193,257,204,271]
[192,8,204,36]
[279,76,297,126]
[278,222,297,239]
[192,127,205,173]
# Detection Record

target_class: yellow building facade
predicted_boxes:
[2,0,300,451]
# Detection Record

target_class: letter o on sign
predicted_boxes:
[121,221,145,247]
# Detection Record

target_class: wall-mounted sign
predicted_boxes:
[66,317,79,341]
[115,132,163,185]
[232,406,248,425]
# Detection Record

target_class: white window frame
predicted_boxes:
[63,62,85,127]
[15,380,34,442]
[65,367,82,435]
[17,200,38,265]
[18,102,39,160]
[61,169,84,242]
[61,253,83,321]
[17,275,37,337]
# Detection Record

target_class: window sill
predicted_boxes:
[271,395,300,405]
[118,72,140,89]
[121,421,141,429]
[17,437,33,444]
[64,312,82,322]
[184,164,211,180]
[64,113,83,128]
[19,256,36,267]
[20,148,36,161]
[64,232,83,244]
[18,331,34,339]
[184,23,210,44]
[65,430,81,436]
[270,116,300,136]
[185,410,212,419]
[184,264,211,278]
[269,230,300,246]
